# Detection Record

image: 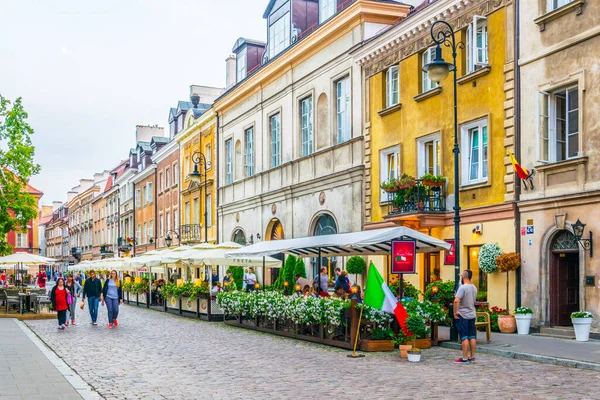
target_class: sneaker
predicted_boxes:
[107,323,113,329]
[57,325,62,330]
[454,358,469,364]
[469,358,475,363]
[59,325,66,330]
[113,319,118,327]
[92,322,98,326]
[71,320,76,325]
[64,321,69,326]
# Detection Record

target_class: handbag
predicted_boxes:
[67,292,73,305]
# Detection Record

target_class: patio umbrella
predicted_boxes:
[0,252,56,265]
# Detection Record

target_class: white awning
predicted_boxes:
[226,227,451,258]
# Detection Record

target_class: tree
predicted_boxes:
[0,95,40,255]
[496,252,521,314]
[294,257,307,279]
[346,255,366,283]
[226,266,244,291]
[274,254,297,290]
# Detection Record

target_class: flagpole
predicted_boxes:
[348,264,369,359]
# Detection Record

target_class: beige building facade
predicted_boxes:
[518,0,600,331]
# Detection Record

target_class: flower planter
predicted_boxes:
[407,350,422,363]
[414,338,431,349]
[167,296,179,310]
[515,314,532,335]
[182,297,198,313]
[572,318,592,342]
[359,339,395,352]
[498,314,516,333]
[399,344,412,358]
[138,292,147,304]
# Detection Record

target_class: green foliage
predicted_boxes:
[226,266,244,292]
[406,315,429,340]
[514,307,533,315]
[346,256,366,280]
[390,280,421,299]
[477,306,506,332]
[122,282,133,292]
[478,243,503,273]
[294,257,307,279]
[402,298,449,324]
[161,282,209,300]
[0,95,41,255]
[423,280,455,307]
[274,255,297,290]
[131,282,147,295]
[370,327,395,340]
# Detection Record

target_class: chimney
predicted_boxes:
[67,191,78,202]
[189,85,225,105]
[136,125,165,143]
[225,54,237,89]
[52,201,63,212]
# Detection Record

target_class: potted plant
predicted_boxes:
[571,311,593,342]
[360,327,395,352]
[406,315,428,363]
[393,331,412,358]
[514,307,533,335]
[496,252,521,334]
[381,178,400,193]
[346,256,366,285]
[433,175,447,187]
[420,173,436,187]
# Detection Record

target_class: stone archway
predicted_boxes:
[309,212,339,278]
[265,218,284,241]
[232,228,246,246]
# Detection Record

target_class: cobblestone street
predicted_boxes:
[24,304,599,400]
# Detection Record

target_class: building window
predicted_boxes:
[538,86,579,163]
[269,13,290,59]
[135,189,141,208]
[193,198,199,225]
[184,156,190,178]
[548,0,574,12]
[173,163,179,186]
[386,66,399,108]
[417,135,441,178]
[16,233,27,248]
[184,202,190,225]
[206,195,212,228]
[466,16,488,74]
[166,168,171,187]
[205,144,212,170]
[166,212,170,233]
[422,47,439,92]
[336,76,351,144]
[461,119,488,185]
[225,139,233,184]
[379,146,399,204]
[245,127,255,177]
[148,221,153,243]
[319,0,336,23]
[237,46,247,82]
[143,223,147,244]
[270,113,281,168]
[301,97,313,156]
[173,209,178,231]
[146,182,153,204]
[159,173,163,192]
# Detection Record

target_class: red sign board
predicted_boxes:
[444,239,455,265]
[391,240,416,274]
[138,267,147,272]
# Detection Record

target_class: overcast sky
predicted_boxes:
[0,0,266,205]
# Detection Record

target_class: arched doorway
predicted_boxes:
[311,213,338,278]
[232,229,246,246]
[265,218,284,284]
[549,230,580,326]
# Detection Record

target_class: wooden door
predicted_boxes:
[550,252,579,326]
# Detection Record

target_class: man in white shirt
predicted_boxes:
[244,267,257,292]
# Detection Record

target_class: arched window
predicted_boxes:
[232,229,246,246]
[552,230,578,250]
[313,213,337,236]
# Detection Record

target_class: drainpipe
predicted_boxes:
[133,181,136,257]
[514,0,522,308]
[117,187,121,258]
[154,166,158,249]
[216,113,220,244]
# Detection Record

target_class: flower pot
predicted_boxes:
[515,314,532,335]
[414,338,432,349]
[399,344,412,358]
[572,318,593,342]
[498,314,517,333]
[407,350,421,363]
[359,339,395,352]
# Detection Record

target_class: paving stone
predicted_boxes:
[24,304,600,399]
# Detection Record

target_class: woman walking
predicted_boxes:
[65,274,82,326]
[101,270,123,328]
[50,278,71,330]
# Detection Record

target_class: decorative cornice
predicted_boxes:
[358,0,507,78]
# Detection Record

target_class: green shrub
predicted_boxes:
[226,266,244,291]
[294,257,307,279]
[346,256,366,282]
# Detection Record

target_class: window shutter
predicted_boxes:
[466,23,472,73]
[474,16,487,67]
[537,91,550,162]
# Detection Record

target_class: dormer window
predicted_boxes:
[319,0,336,23]
[142,156,146,170]
[237,47,247,82]
[170,121,176,138]
[130,155,134,166]
[136,150,140,164]
[269,12,290,59]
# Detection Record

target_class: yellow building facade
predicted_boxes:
[176,108,217,245]
[356,0,517,310]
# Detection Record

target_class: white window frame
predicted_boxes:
[537,85,579,163]
[301,96,313,157]
[466,16,488,74]
[319,0,336,23]
[422,47,439,92]
[245,127,255,177]
[236,46,247,83]
[270,113,281,168]
[135,189,141,209]
[461,119,489,186]
[16,232,28,248]
[205,144,212,170]
[193,198,199,225]
[206,194,212,228]
[336,76,351,144]
[166,168,171,187]
[269,13,290,59]
[548,0,574,12]
[225,139,233,184]
[379,146,400,204]
[417,134,441,178]
[386,66,399,108]
[184,202,191,225]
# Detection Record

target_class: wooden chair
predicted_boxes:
[475,311,492,343]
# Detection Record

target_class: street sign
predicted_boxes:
[526,226,534,235]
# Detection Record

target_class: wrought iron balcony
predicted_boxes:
[386,180,446,216]
[71,246,82,255]
[180,224,202,243]
[100,245,114,254]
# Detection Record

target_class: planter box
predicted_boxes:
[413,338,432,349]
[182,297,197,313]
[137,293,147,304]
[359,339,395,352]
[167,296,179,310]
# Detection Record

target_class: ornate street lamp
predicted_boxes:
[189,151,210,243]
[423,20,462,341]
[572,219,593,257]
[165,230,180,248]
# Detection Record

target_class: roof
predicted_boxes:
[151,136,169,146]
[39,215,53,226]
[232,37,266,53]
[137,142,152,153]
[24,182,43,195]
[227,227,451,258]
[189,103,212,119]
[103,175,113,193]
[177,101,194,113]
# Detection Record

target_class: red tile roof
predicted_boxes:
[39,215,53,225]
[104,175,114,193]
[25,182,43,195]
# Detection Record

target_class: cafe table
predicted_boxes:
[18,292,38,314]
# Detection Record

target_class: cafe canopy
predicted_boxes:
[226,227,451,258]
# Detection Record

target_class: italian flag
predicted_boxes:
[363,263,410,335]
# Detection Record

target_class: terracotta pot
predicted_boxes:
[399,344,412,358]
[498,314,517,333]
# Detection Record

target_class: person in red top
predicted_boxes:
[37,271,47,289]
[0,271,6,286]
[50,278,71,330]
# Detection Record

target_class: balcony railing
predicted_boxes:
[387,180,446,216]
[180,224,202,243]
[100,245,114,254]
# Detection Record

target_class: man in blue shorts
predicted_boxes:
[453,270,478,364]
